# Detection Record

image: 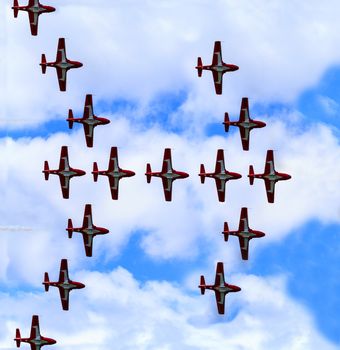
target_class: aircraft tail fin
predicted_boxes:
[199,164,206,184]
[12,0,19,17]
[67,109,74,129]
[43,272,50,291]
[40,54,47,74]
[146,163,152,183]
[223,222,229,241]
[14,329,21,348]
[223,112,230,132]
[249,165,254,185]
[199,275,206,295]
[92,162,98,182]
[196,57,203,77]
[43,161,49,180]
[67,219,73,238]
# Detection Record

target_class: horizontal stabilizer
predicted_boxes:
[223,222,229,241]
[223,112,230,132]
[196,57,203,77]
[92,162,98,182]
[43,272,50,291]
[199,164,205,184]
[15,329,21,348]
[41,54,47,74]
[249,165,254,185]
[199,275,206,295]
[67,219,73,238]
[12,0,19,17]
[67,110,74,129]
[43,161,49,180]
[146,163,152,183]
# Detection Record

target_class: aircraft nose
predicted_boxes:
[128,170,136,177]
[233,172,242,179]
[183,172,189,178]
[232,64,239,71]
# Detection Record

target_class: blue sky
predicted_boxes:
[1,1,340,350]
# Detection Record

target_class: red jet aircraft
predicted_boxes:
[43,146,86,199]
[43,259,85,311]
[223,97,266,151]
[14,315,56,350]
[249,150,291,203]
[67,204,109,257]
[92,147,135,200]
[199,262,241,315]
[199,149,242,202]
[12,0,55,36]
[223,207,265,260]
[145,148,189,201]
[40,38,83,91]
[196,41,239,95]
[67,94,110,148]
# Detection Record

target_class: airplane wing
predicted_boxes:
[56,67,67,92]
[58,259,69,283]
[58,288,70,311]
[59,146,70,170]
[83,94,94,119]
[214,178,226,202]
[214,290,226,314]
[108,176,120,200]
[264,150,275,175]
[82,204,93,229]
[82,233,94,257]
[238,98,250,150]
[108,147,119,172]
[212,70,223,95]
[30,315,41,340]
[215,149,225,174]
[214,262,225,286]
[82,124,94,147]
[59,176,70,199]
[238,237,250,260]
[238,207,249,232]
[161,178,173,201]
[212,41,222,66]
[162,148,172,173]
[28,10,39,36]
[56,38,67,62]
[264,178,276,203]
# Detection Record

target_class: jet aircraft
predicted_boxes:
[198,262,241,315]
[67,94,110,148]
[196,41,239,94]
[145,148,189,201]
[223,97,266,151]
[43,259,85,311]
[92,147,135,200]
[40,38,83,91]
[14,315,56,350]
[222,207,265,260]
[199,149,242,202]
[12,0,55,36]
[248,150,291,203]
[43,146,86,199]
[67,204,109,257]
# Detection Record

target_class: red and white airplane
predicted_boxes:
[43,146,86,199]
[223,97,266,151]
[14,315,56,350]
[199,149,242,202]
[67,204,109,257]
[223,207,265,260]
[43,259,85,311]
[67,94,110,148]
[12,0,55,36]
[199,262,241,315]
[145,148,189,201]
[249,150,291,203]
[92,147,135,200]
[196,41,239,95]
[40,38,83,91]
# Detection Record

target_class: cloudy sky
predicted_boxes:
[1,1,340,349]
